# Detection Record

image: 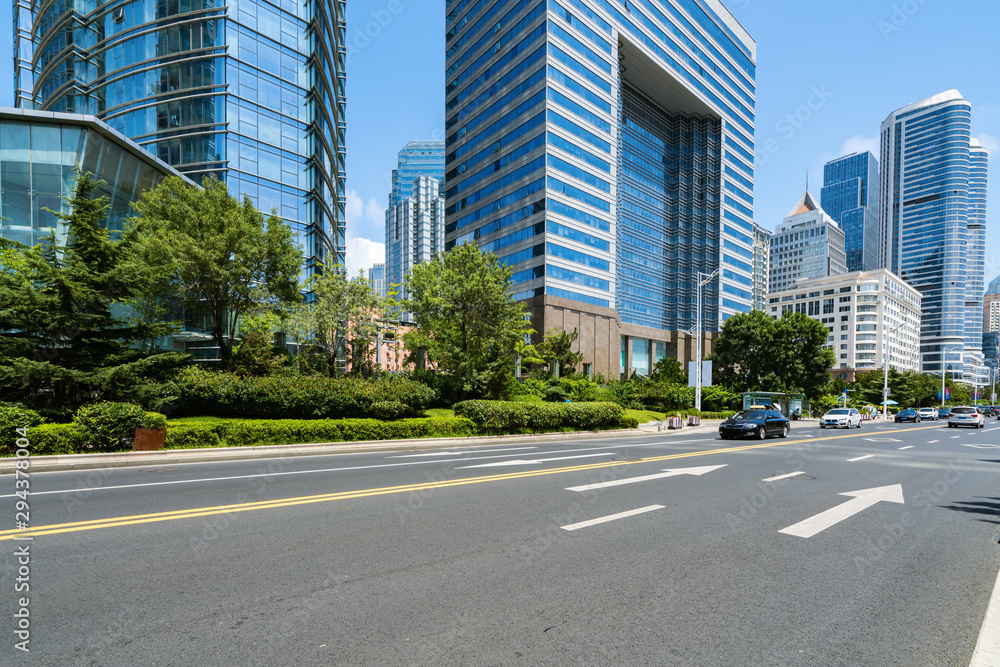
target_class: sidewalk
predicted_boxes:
[3,420,729,474]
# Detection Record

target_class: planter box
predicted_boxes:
[133,427,166,451]
[687,415,701,426]
[667,417,684,430]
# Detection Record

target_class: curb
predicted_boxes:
[4,422,727,474]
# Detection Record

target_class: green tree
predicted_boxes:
[713,310,835,400]
[0,172,184,413]
[536,327,583,377]
[403,243,533,400]
[650,358,685,384]
[130,176,301,364]
[307,267,385,376]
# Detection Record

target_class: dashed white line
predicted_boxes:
[898,446,914,450]
[928,440,940,444]
[847,454,877,462]
[561,505,664,531]
[952,436,962,439]
[762,471,806,482]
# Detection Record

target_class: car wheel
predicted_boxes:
[916,417,921,422]
[819,424,825,429]
[781,423,790,438]
[857,420,862,429]
[757,426,766,440]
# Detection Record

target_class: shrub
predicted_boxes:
[0,406,44,455]
[20,423,83,456]
[167,367,435,419]
[164,424,223,449]
[453,401,637,433]
[72,402,166,452]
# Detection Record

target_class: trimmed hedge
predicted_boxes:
[0,406,44,455]
[167,368,435,419]
[73,402,167,452]
[453,400,638,433]
[21,423,82,456]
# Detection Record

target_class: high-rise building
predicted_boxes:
[985,295,1000,334]
[14,0,346,276]
[369,263,387,298]
[386,176,445,318]
[878,90,988,378]
[767,269,921,381]
[988,276,1000,296]
[821,151,879,272]
[390,141,446,207]
[444,0,756,378]
[752,223,771,311]
[768,192,847,293]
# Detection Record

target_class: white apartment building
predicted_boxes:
[768,269,922,380]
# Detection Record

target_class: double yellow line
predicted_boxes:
[0,425,941,540]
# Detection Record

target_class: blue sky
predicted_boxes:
[3,1,997,279]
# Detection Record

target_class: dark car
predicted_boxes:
[894,408,921,423]
[719,410,790,440]
[938,407,952,419]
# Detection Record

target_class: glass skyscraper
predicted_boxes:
[768,192,847,293]
[13,0,346,276]
[390,141,446,207]
[878,90,988,377]
[821,151,879,272]
[444,0,756,378]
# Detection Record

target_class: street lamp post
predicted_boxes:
[882,322,904,422]
[695,269,719,412]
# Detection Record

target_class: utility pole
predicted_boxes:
[695,269,719,412]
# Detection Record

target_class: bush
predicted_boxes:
[20,423,83,456]
[164,424,223,450]
[453,400,637,433]
[0,406,44,455]
[72,402,165,452]
[167,367,435,419]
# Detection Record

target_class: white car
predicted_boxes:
[948,406,985,429]
[917,407,939,421]
[820,408,862,429]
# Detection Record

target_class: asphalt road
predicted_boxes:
[3,418,1000,665]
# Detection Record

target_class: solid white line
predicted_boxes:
[847,454,877,462]
[561,505,664,531]
[970,563,1000,667]
[387,447,536,458]
[898,446,914,450]
[762,471,805,482]
[459,453,613,469]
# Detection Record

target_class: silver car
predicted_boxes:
[948,406,985,429]
[820,408,862,429]
[917,407,939,421]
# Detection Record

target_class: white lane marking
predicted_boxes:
[864,438,901,442]
[762,471,806,482]
[847,454,877,462]
[562,505,664,531]
[953,436,962,439]
[970,561,1000,667]
[962,445,1000,449]
[898,446,914,450]
[459,453,614,469]
[387,446,536,458]
[928,440,940,444]
[779,485,904,538]
[566,465,726,492]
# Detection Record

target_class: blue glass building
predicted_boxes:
[878,90,988,378]
[444,0,756,377]
[821,151,879,272]
[13,0,346,276]
[390,141,445,207]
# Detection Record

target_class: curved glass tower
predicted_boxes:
[14,0,346,275]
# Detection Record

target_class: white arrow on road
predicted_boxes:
[565,465,727,492]
[778,484,904,538]
[458,453,613,468]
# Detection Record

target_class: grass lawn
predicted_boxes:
[424,408,456,419]
[625,408,670,424]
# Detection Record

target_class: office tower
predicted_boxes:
[821,151,879,272]
[390,141,446,207]
[878,90,988,378]
[368,263,387,298]
[767,269,921,380]
[768,192,847,293]
[14,0,346,276]
[386,175,445,317]
[988,276,1000,296]
[752,223,771,311]
[986,294,1000,334]
[444,0,756,378]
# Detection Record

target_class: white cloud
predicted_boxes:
[345,188,385,242]
[975,134,1000,157]
[837,135,880,158]
[344,230,385,279]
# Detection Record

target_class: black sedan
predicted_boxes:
[894,408,921,423]
[719,409,790,440]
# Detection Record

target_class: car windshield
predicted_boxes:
[952,408,975,414]
[827,409,849,415]
[735,411,765,420]
[899,409,915,415]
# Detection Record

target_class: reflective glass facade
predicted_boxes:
[878,91,986,376]
[821,151,879,272]
[14,0,346,276]
[0,108,184,246]
[444,0,755,374]
[769,192,848,293]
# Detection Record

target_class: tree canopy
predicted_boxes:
[129,176,302,363]
[403,243,533,400]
